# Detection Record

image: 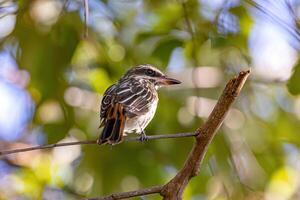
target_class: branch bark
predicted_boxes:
[160,69,250,199]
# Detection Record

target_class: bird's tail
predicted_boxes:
[97,103,126,145]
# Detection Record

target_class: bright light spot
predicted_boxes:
[0,15,16,39]
[194,67,223,88]
[42,186,66,199]
[164,165,177,178]
[0,81,34,141]
[37,100,64,123]
[64,87,83,107]
[108,44,125,62]
[74,172,94,194]
[6,174,24,193]
[0,51,30,88]
[177,107,194,126]
[265,166,299,200]
[200,0,228,21]
[64,86,100,112]
[94,18,116,38]
[8,142,42,167]
[11,70,30,88]
[251,87,277,121]
[297,5,300,18]
[186,96,216,118]
[121,175,139,191]
[71,41,99,67]
[52,137,81,166]
[0,174,19,197]
[52,164,72,186]
[224,108,245,130]
[167,47,185,72]
[0,51,18,75]
[186,96,197,116]
[170,67,222,89]
[30,0,62,26]
[250,23,298,81]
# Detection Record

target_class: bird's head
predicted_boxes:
[122,64,181,88]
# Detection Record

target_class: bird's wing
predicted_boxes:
[100,79,156,123]
[100,84,117,127]
[115,79,156,118]
[99,79,156,144]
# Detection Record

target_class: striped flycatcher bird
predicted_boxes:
[98,64,181,145]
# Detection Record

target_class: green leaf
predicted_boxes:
[287,61,300,95]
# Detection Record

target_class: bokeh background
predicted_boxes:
[1,0,300,199]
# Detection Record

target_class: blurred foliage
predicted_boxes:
[288,61,300,95]
[0,0,300,200]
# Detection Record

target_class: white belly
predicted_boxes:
[124,100,158,134]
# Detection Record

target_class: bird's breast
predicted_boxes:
[124,98,158,134]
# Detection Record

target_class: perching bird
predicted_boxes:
[98,64,181,145]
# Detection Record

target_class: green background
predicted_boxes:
[0,0,300,199]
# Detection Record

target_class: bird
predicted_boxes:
[98,64,181,145]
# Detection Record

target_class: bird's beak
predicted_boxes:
[159,76,181,85]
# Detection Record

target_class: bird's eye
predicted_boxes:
[145,69,155,76]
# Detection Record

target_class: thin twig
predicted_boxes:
[83,0,89,38]
[181,0,194,40]
[126,132,196,141]
[86,185,163,200]
[0,132,196,157]
[0,140,97,157]
[58,0,70,18]
[180,0,199,66]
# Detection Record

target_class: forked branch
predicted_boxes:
[0,70,250,200]
[161,69,250,199]
[88,69,250,200]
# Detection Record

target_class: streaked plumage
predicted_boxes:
[98,64,181,145]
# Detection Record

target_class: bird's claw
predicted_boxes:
[139,131,148,142]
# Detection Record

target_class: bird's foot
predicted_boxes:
[139,130,148,142]
[97,138,104,145]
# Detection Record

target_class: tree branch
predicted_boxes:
[0,70,250,200]
[161,69,250,199]
[0,132,196,157]
[87,186,163,200]
[86,69,250,200]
